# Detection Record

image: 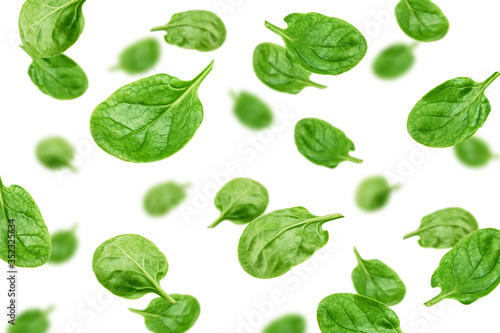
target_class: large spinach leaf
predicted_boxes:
[36,136,76,171]
[407,72,500,148]
[8,307,53,333]
[232,91,273,130]
[90,61,213,163]
[48,224,78,264]
[238,207,343,279]
[143,181,188,217]
[112,38,161,74]
[373,43,416,80]
[454,136,497,168]
[395,0,449,42]
[264,314,306,333]
[355,176,398,212]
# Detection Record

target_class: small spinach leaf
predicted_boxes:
[265,13,367,75]
[151,10,226,52]
[8,306,53,333]
[404,207,479,249]
[425,228,500,306]
[355,176,398,212]
[264,314,306,333]
[253,43,326,94]
[295,118,363,169]
[112,38,161,74]
[352,247,406,306]
[395,0,449,42]
[130,295,200,333]
[36,136,76,171]
[373,43,416,79]
[407,72,500,148]
[317,293,403,333]
[454,136,497,168]
[231,91,273,130]
[92,234,177,304]
[48,224,78,264]
[209,178,269,228]
[143,181,188,217]
[238,207,343,279]
[0,177,51,268]
[90,61,213,163]
[19,0,86,58]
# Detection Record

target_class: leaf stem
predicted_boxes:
[483,72,500,88]
[151,24,167,32]
[264,21,285,37]
[403,230,419,239]
[307,80,327,89]
[44,305,55,315]
[208,215,224,228]
[344,156,363,164]
[424,293,446,307]
[156,288,177,304]
[353,247,363,264]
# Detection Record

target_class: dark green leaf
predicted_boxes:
[48,224,78,264]
[231,91,273,130]
[265,13,367,75]
[90,61,213,163]
[407,72,500,148]
[36,136,76,171]
[355,176,397,212]
[454,137,497,167]
[238,207,343,279]
[395,0,449,42]
[113,38,161,74]
[143,181,188,217]
[295,118,363,169]
[8,307,53,333]
[264,314,306,333]
[425,228,500,306]
[373,43,416,79]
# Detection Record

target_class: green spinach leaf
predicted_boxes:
[151,10,226,52]
[143,181,188,217]
[92,234,177,304]
[253,43,326,94]
[373,43,416,79]
[395,0,449,42]
[425,228,500,306]
[8,306,53,333]
[317,293,403,333]
[355,176,398,212]
[238,207,343,279]
[265,13,367,75]
[19,0,86,58]
[404,207,479,249]
[0,177,51,268]
[90,61,213,163]
[295,118,362,169]
[231,91,273,130]
[112,38,161,74]
[130,295,200,333]
[352,247,406,306]
[36,136,76,171]
[407,72,500,148]
[209,178,269,228]
[454,136,497,167]
[48,224,78,264]
[264,314,306,333]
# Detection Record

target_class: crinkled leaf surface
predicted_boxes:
[395,0,449,42]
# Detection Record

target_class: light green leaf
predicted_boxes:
[395,0,449,42]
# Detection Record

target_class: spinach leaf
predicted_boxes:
[48,224,78,264]
[395,0,449,42]
[407,72,500,148]
[92,234,177,304]
[317,293,403,333]
[373,43,416,79]
[209,178,269,228]
[130,295,200,333]
[355,176,398,212]
[295,118,363,169]
[231,91,273,130]
[23,48,88,100]
[90,61,213,163]
[265,13,367,75]
[404,207,478,249]
[454,136,497,168]
[112,38,161,74]
[151,10,226,52]
[36,136,76,171]
[8,306,53,333]
[143,181,188,217]
[238,207,343,279]
[253,43,326,94]
[425,228,500,306]
[19,0,86,58]
[352,247,406,306]
[264,314,306,333]
[0,177,51,268]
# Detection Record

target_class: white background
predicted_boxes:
[1,0,500,332]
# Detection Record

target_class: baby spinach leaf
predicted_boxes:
[264,314,306,333]
[238,207,343,279]
[209,178,269,228]
[352,247,406,306]
[317,293,403,333]
[92,234,177,304]
[253,43,326,94]
[8,306,53,333]
[0,177,51,268]
[143,181,188,217]
[265,13,367,75]
[355,176,398,212]
[23,48,88,100]
[373,43,416,79]
[36,136,76,171]
[395,0,449,42]
[130,294,200,333]
[151,10,226,52]
[48,224,78,264]
[231,91,273,130]
[407,72,500,148]
[19,0,86,58]
[454,136,497,168]
[112,38,161,74]
[90,61,213,163]
[425,228,500,306]
[404,207,479,249]
[295,118,363,169]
